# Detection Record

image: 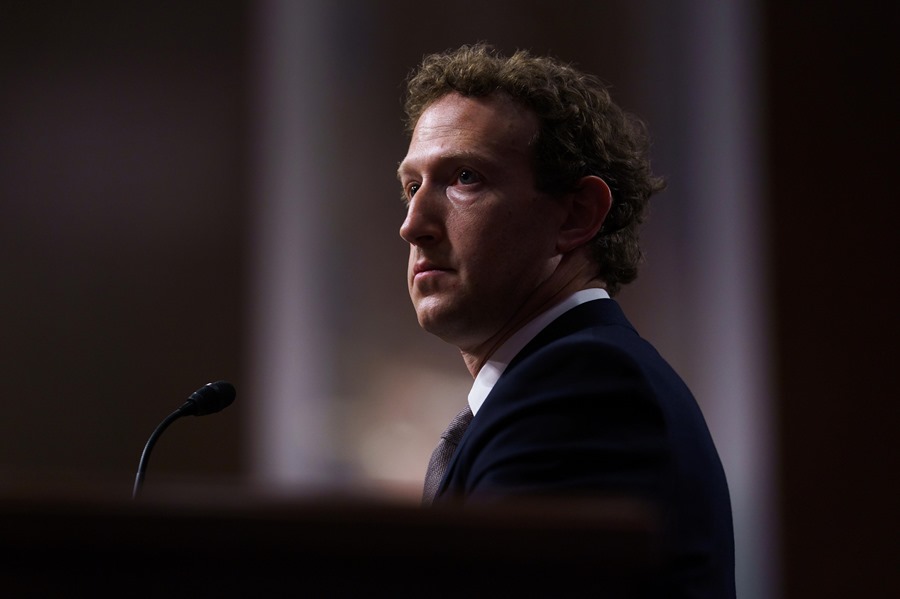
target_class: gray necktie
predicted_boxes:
[422,406,473,505]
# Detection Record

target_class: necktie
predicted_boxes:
[422,406,473,505]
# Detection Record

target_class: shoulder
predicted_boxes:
[498,299,687,413]
[452,312,675,498]
[482,324,672,439]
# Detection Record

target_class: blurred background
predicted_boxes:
[1,1,896,597]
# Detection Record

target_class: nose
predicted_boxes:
[399,186,443,247]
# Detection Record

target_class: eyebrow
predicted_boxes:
[397,149,494,181]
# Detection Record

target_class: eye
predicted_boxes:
[405,183,420,200]
[458,169,480,185]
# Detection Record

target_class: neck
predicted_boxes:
[460,266,605,378]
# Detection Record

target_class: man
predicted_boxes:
[397,44,735,597]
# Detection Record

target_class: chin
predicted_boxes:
[416,311,446,336]
[416,305,459,340]
[417,312,487,353]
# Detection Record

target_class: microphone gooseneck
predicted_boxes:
[132,381,236,499]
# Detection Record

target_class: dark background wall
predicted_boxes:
[763,2,897,597]
[0,2,247,487]
[0,1,896,597]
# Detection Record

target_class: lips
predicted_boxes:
[412,259,453,281]
[413,260,441,275]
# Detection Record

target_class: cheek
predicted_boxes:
[448,198,558,266]
[496,206,559,255]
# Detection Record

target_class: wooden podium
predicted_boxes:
[1,488,660,597]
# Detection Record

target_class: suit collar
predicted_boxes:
[468,289,610,415]
[437,298,635,502]
[505,298,636,373]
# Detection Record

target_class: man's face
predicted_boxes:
[398,92,565,351]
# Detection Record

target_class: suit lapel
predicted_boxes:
[434,299,635,500]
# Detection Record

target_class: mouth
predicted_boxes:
[412,260,452,280]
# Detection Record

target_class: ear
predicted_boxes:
[556,176,612,253]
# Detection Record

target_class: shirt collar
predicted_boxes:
[467,288,610,415]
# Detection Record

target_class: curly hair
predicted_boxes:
[403,44,665,295]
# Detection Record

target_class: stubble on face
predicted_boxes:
[399,93,566,362]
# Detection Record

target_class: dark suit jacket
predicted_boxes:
[434,299,736,598]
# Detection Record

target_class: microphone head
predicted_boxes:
[182,381,236,416]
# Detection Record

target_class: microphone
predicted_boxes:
[132,381,236,499]
[181,380,236,416]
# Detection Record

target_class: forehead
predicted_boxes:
[399,93,538,175]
